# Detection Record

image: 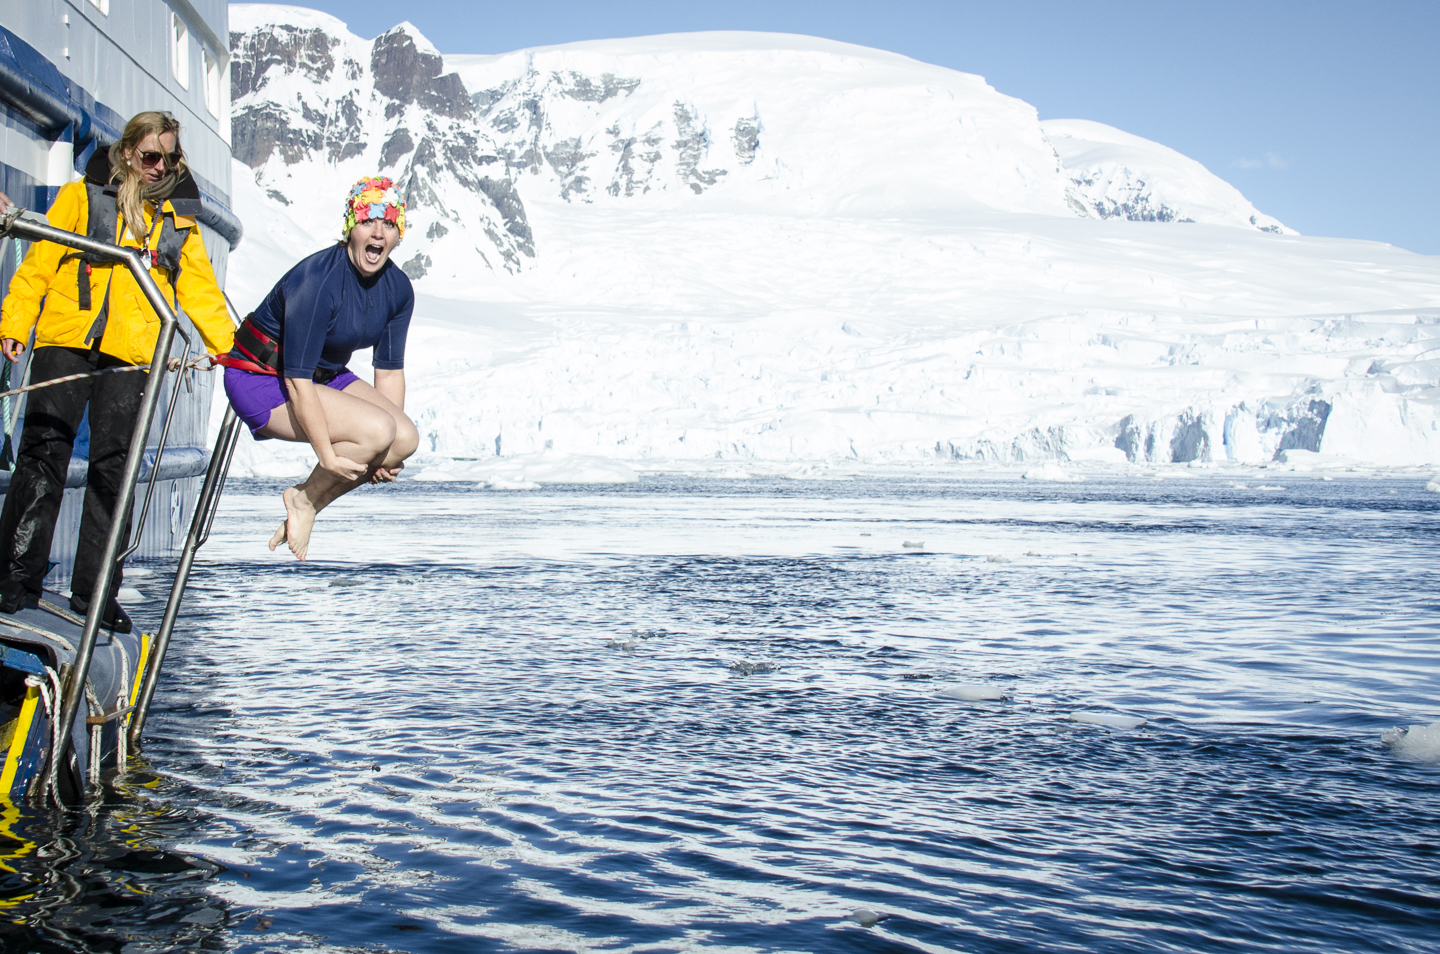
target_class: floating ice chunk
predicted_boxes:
[1022,462,1082,482]
[784,465,853,481]
[1382,722,1440,761]
[848,908,886,926]
[1068,712,1146,729]
[1275,449,1363,472]
[117,587,145,602]
[985,554,1011,563]
[605,638,638,651]
[1426,479,1440,493]
[486,477,541,490]
[416,450,638,485]
[1256,484,1284,491]
[902,540,924,549]
[944,685,1007,702]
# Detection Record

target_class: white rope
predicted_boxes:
[0,615,76,652]
[45,667,66,807]
[27,673,64,806]
[113,637,130,706]
[85,684,103,789]
[0,356,214,402]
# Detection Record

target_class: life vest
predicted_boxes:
[62,150,195,317]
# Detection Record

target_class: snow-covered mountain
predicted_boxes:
[225,4,1440,475]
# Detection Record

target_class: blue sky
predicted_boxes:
[271,0,1439,255]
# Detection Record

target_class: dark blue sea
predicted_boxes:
[3,474,1438,953]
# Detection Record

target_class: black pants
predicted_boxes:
[0,346,145,602]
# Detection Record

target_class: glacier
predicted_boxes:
[222,4,1440,478]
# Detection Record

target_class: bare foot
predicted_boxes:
[273,485,318,561]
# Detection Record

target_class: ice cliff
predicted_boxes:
[225,4,1440,473]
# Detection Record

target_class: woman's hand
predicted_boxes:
[369,462,405,483]
[319,453,369,482]
[1,338,25,363]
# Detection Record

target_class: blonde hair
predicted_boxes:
[106,111,188,243]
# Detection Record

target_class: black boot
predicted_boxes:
[0,578,32,614]
[70,591,133,634]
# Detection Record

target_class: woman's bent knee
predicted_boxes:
[392,415,419,460]
[353,410,396,457]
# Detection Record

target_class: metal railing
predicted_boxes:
[0,206,237,797]
[129,319,244,745]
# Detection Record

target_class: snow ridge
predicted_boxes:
[1044,119,1289,232]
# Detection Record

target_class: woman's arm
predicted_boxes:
[174,226,235,355]
[284,377,368,481]
[368,368,407,483]
[0,182,84,347]
[373,368,405,410]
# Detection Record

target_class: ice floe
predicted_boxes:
[1022,462,1083,483]
[848,908,886,926]
[414,451,638,485]
[1381,722,1440,761]
[1067,712,1147,730]
[943,685,1008,702]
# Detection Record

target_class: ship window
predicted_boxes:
[171,12,190,89]
[203,49,221,116]
[87,0,109,14]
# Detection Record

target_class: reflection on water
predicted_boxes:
[4,475,1439,952]
[0,782,228,951]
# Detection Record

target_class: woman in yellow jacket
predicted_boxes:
[0,111,234,631]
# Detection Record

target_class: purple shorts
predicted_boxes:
[224,366,361,438]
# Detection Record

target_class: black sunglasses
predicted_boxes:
[137,150,181,168]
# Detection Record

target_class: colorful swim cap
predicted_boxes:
[343,176,406,239]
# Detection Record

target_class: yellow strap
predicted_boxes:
[0,686,41,797]
[129,632,152,708]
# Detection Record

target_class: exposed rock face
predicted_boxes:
[380,128,414,169]
[229,24,339,99]
[732,116,759,164]
[370,29,473,119]
[401,252,432,279]
[231,104,321,168]
[1070,170,1195,224]
[672,103,727,195]
[229,13,534,276]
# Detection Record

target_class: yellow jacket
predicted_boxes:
[0,179,234,364]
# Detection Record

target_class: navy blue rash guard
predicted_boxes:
[239,244,414,379]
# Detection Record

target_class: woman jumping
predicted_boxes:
[219,177,418,560]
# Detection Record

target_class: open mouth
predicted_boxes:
[364,241,385,267]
